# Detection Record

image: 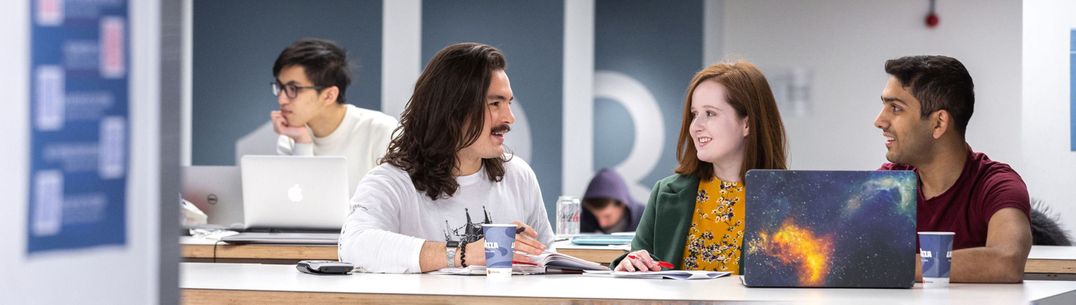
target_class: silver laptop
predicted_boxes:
[239,155,350,230]
[182,165,244,227]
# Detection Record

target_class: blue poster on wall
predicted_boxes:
[1070,29,1075,151]
[28,0,129,254]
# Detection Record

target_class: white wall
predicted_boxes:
[719,0,1022,172]
[561,0,595,198]
[381,0,422,120]
[0,1,31,299]
[720,0,1076,240]
[1022,0,1076,238]
[0,1,169,304]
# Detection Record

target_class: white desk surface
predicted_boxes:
[1029,246,1076,260]
[180,236,218,245]
[180,263,1076,304]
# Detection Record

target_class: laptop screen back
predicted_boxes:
[743,170,917,288]
[240,155,349,230]
[182,165,243,227]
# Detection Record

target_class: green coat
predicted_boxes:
[612,174,744,274]
[612,174,698,268]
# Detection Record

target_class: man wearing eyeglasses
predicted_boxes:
[269,38,398,194]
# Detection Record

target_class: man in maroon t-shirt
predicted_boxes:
[874,55,1031,283]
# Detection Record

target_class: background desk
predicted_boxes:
[181,236,336,264]
[1026,246,1076,280]
[180,262,1076,305]
[550,241,629,265]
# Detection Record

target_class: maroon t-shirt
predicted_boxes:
[880,150,1030,250]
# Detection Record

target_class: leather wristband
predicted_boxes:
[445,244,458,268]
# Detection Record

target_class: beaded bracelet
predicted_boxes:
[459,242,469,268]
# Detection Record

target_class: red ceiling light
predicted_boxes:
[925,0,940,28]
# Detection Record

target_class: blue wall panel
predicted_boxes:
[594,0,704,201]
[422,0,565,221]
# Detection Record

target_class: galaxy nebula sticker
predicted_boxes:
[743,170,917,288]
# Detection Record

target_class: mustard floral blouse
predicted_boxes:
[681,177,745,273]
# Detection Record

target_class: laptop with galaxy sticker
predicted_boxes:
[742,170,917,288]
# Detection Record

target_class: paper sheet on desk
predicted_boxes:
[585,270,730,280]
[188,228,239,241]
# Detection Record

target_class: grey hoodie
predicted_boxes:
[580,168,644,233]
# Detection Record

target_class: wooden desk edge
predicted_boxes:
[182,244,216,259]
[215,244,338,260]
[1024,258,1076,274]
[556,248,627,265]
[181,244,338,261]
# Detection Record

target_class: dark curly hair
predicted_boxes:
[381,43,509,200]
[884,55,975,137]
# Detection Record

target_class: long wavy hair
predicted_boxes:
[674,60,788,181]
[381,43,509,200]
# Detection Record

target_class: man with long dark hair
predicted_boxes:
[338,43,553,273]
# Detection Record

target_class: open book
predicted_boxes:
[433,251,609,275]
[525,252,609,271]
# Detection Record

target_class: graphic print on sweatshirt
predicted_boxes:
[444,206,493,244]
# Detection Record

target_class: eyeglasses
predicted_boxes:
[271,81,322,99]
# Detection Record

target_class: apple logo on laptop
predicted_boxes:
[287,184,304,203]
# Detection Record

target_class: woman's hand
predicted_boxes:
[615,249,661,272]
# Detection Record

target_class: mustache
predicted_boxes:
[492,124,511,134]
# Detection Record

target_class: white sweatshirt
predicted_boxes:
[277,104,398,195]
[338,157,555,273]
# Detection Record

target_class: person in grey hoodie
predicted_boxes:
[580,168,645,233]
